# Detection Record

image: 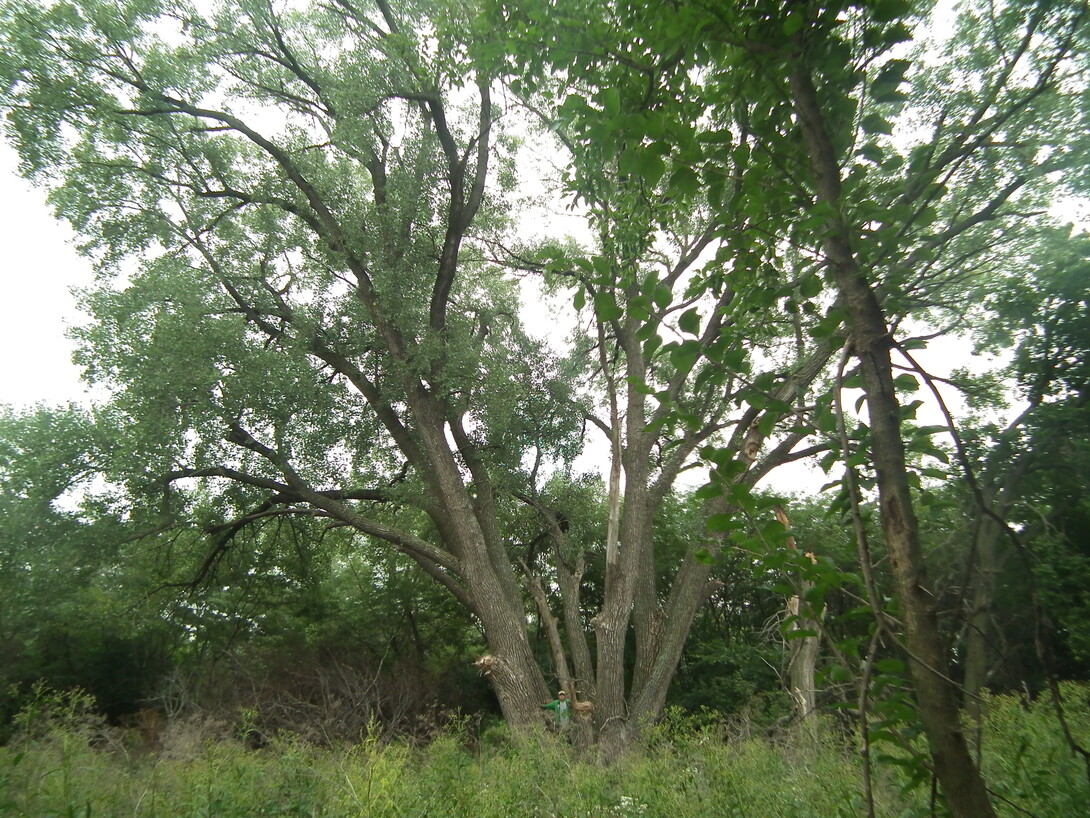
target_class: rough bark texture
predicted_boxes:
[788,58,998,818]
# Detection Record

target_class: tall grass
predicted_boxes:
[1,685,1086,817]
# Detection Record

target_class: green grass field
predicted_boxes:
[1,685,1086,817]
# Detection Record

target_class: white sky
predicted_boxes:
[0,143,96,408]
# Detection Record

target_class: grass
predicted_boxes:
[0,685,1086,817]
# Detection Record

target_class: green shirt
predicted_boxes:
[541,698,572,725]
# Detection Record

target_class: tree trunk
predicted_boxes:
[778,507,819,722]
[962,506,1003,721]
[556,556,595,698]
[788,59,998,818]
[413,398,551,726]
[629,550,716,721]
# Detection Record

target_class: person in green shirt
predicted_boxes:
[541,689,571,729]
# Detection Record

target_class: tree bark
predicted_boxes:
[778,507,819,722]
[411,397,550,726]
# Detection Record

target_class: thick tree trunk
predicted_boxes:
[458,530,550,726]
[788,61,998,818]
[629,551,716,721]
[622,318,659,704]
[413,398,550,726]
[594,315,655,757]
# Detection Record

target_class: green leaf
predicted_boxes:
[875,658,905,674]
[798,274,823,299]
[861,113,893,135]
[913,425,949,437]
[670,339,701,372]
[868,0,913,24]
[669,165,701,196]
[638,152,667,186]
[593,291,623,321]
[644,111,666,139]
[827,664,852,683]
[643,333,663,358]
[802,585,826,604]
[719,347,747,372]
[678,307,701,335]
[653,284,673,309]
[858,143,884,164]
[706,512,735,532]
[757,411,779,438]
[782,12,805,36]
[694,482,723,501]
[600,87,620,118]
[882,22,913,46]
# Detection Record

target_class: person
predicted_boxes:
[540,689,571,729]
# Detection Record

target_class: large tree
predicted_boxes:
[1,0,563,727]
[0,0,838,745]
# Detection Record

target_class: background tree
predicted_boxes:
[0,405,179,730]
[951,227,1090,708]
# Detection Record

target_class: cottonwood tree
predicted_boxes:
[1,0,568,726]
[0,0,837,746]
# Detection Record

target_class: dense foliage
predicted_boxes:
[1,0,1089,813]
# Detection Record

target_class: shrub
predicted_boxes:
[978,682,1090,817]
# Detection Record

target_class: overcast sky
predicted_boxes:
[0,143,95,408]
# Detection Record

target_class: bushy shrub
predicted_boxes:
[978,682,1090,817]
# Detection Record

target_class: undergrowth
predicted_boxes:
[0,684,1086,817]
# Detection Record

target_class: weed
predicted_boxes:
[0,685,1085,817]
